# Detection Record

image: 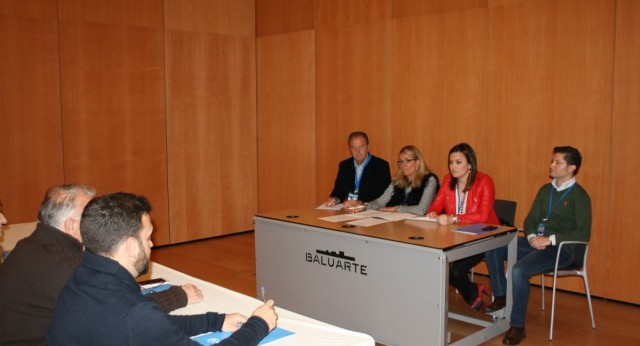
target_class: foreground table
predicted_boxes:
[254,209,517,346]
[143,262,375,346]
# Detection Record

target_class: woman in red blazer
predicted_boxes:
[427,143,499,311]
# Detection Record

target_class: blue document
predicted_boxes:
[192,327,294,345]
[140,283,173,295]
[453,224,498,235]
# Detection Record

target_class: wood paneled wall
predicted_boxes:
[609,0,640,304]
[257,31,316,212]
[2,0,638,304]
[58,0,170,244]
[165,0,256,243]
[0,0,63,222]
[2,0,256,246]
[256,0,638,305]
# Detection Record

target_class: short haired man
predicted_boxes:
[47,192,277,345]
[0,185,200,345]
[484,146,592,345]
[325,131,391,208]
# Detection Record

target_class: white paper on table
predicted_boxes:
[376,212,417,221]
[317,214,361,222]
[411,216,439,222]
[345,218,391,227]
[348,210,387,218]
[316,203,343,211]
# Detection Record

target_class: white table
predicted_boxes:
[144,262,375,346]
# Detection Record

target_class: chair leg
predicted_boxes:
[541,274,545,310]
[550,273,559,340]
[583,272,596,329]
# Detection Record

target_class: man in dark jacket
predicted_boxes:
[0,185,201,345]
[325,131,391,208]
[47,192,277,345]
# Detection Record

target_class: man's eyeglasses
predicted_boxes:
[397,159,416,165]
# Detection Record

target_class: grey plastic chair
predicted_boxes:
[540,241,596,340]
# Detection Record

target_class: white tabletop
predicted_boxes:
[144,262,375,346]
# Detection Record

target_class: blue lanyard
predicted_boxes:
[354,154,372,192]
[455,184,467,214]
[546,184,575,219]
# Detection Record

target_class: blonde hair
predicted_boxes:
[392,145,431,189]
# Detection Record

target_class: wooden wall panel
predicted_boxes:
[488,0,615,295]
[0,0,63,223]
[257,31,316,212]
[609,0,640,305]
[256,0,314,37]
[315,21,393,204]
[0,0,57,18]
[59,0,163,27]
[165,30,256,243]
[58,16,169,244]
[316,0,391,29]
[165,0,254,36]
[392,0,488,19]
[392,8,489,179]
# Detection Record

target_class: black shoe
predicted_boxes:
[485,296,506,313]
[503,327,526,345]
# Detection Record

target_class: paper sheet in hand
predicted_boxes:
[192,327,295,345]
[316,203,343,211]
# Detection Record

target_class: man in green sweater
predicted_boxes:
[484,146,592,345]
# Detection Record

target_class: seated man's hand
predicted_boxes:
[222,313,248,332]
[342,200,364,213]
[529,236,551,250]
[342,199,360,208]
[325,197,339,206]
[252,299,278,332]
[181,283,203,304]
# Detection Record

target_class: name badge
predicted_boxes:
[536,218,548,236]
[347,192,359,200]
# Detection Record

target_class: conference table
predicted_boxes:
[143,262,375,345]
[254,209,517,346]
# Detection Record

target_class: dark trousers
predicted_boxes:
[449,253,484,305]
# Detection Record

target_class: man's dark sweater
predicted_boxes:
[0,223,187,345]
[47,251,269,345]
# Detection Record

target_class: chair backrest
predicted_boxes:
[494,199,517,226]
[558,242,589,271]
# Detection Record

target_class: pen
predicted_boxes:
[261,286,266,303]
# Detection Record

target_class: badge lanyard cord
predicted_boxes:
[455,184,467,215]
[354,154,372,193]
[546,184,575,220]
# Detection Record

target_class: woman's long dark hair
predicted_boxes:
[448,143,477,192]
